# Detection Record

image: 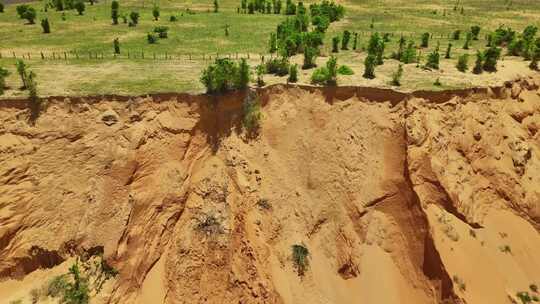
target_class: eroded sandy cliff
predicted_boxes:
[0,77,539,304]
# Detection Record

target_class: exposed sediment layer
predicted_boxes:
[0,76,539,304]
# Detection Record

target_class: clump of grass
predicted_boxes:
[337,65,354,75]
[291,244,309,276]
[195,213,225,236]
[499,245,512,254]
[256,198,271,210]
[517,291,533,304]
[452,275,466,292]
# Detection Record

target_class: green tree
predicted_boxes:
[16,4,30,18]
[214,0,219,13]
[444,43,451,59]
[463,32,472,49]
[113,38,120,54]
[471,25,481,40]
[401,41,416,64]
[41,18,51,33]
[452,30,461,40]
[530,46,539,70]
[341,30,351,50]
[74,1,85,15]
[269,33,277,53]
[255,64,265,86]
[0,3,4,13]
[363,54,376,79]
[0,67,9,96]
[26,71,41,125]
[288,64,298,83]
[19,6,36,24]
[352,32,358,50]
[152,5,160,20]
[111,0,119,24]
[421,32,430,48]
[456,54,469,72]
[472,50,484,74]
[236,58,250,89]
[483,46,501,72]
[16,60,28,89]
[147,32,158,44]
[302,46,317,69]
[332,36,340,53]
[425,43,440,69]
[326,56,337,85]
[274,0,282,14]
[129,11,139,26]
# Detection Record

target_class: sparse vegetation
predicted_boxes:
[288,64,298,83]
[200,58,250,93]
[242,92,262,133]
[452,275,466,292]
[457,54,469,72]
[41,18,51,33]
[311,56,337,85]
[0,67,9,96]
[291,244,309,276]
[391,64,403,86]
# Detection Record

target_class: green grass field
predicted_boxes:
[1,0,539,96]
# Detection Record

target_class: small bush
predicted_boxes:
[129,11,139,26]
[463,32,472,49]
[169,15,178,22]
[483,46,501,72]
[499,244,512,254]
[265,57,289,76]
[18,5,36,24]
[302,46,317,69]
[434,77,442,86]
[363,54,376,79]
[200,58,250,93]
[153,26,169,38]
[311,67,329,84]
[111,0,119,24]
[473,51,484,74]
[41,18,51,33]
[332,36,340,53]
[452,275,466,292]
[147,32,158,44]
[517,291,532,304]
[421,32,430,48]
[113,38,120,54]
[471,25,481,40]
[391,64,403,86]
[337,65,354,75]
[195,213,224,235]
[74,1,85,15]
[456,54,469,72]
[311,56,337,85]
[48,275,70,298]
[452,30,461,40]
[401,41,416,64]
[530,284,538,293]
[425,43,440,69]
[16,4,30,18]
[255,64,265,87]
[445,43,452,59]
[291,244,309,276]
[288,64,298,83]
[243,93,261,133]
[0,67,10,96]
[0,3,4,13]
[341,30,351,50]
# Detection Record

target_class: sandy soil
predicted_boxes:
[0,75,539,303]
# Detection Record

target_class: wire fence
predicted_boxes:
[0,50,278,62]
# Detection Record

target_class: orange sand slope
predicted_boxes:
[0,76,539,304]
